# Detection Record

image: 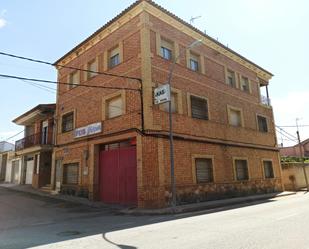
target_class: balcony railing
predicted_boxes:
[260,95,271,106]
[15,131,53,151]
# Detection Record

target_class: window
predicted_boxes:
[109,46,120,68]
[107,96,123,119]
[189,53,199,72]
[235,159,249,181]
[163,92,178,113]
[62,112,74,133]
[240,76,250,93]
[63,163,79,185]
[227,69,236,88]
[87,59,98,79]
[195,158,214,183]
[190,95,209,120]
[257,115,268,132]
[228,107,243,127]
[69,71,79,89]
[263,161,274,179]
[160,38,173,61]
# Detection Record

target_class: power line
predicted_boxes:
[0,51,142,82]
[0,73,140,92]
[277,125,309,128]
[3,130,24,142]
[18,78,130,112]
[275,128,297,143]
[275,125,298,140]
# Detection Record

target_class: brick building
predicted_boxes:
[52,0,283,208]
[280,139,309,157]
[13,104,55,189]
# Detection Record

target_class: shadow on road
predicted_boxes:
[102,233,137,249]
[0,187,282,249]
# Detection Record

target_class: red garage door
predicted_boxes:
[99,144,137,206]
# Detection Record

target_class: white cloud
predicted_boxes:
[0,9,7,29]
[0,18,6,28]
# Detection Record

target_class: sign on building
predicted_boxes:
[154,84,171,105]
[74,122,102,138]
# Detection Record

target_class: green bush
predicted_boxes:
[281,156,309,163]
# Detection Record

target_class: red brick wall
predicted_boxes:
[54,10,282,208]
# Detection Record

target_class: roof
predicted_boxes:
[301,138,309,146]
[12,104,56,124]
[54,0,273,77]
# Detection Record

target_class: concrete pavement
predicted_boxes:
[1,186,309,249]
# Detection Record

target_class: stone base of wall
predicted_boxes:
[164,179,282,206]
[60,185,89,199]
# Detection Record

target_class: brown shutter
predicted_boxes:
[191,96,208,120]
[195,158,213,183]
[63,163,79,185]
[235,160,248,180]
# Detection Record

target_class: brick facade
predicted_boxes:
[280,139,309,157]
[53,0,283,208]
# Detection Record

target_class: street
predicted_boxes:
[1,187,309,249]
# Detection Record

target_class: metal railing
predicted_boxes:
[260,95,271,106]
[15,131,53,151]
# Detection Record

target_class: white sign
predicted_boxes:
[74,122,102,138]
[154,84,171,105]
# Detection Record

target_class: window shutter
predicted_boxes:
[63,163,79,185]
[229,109,241,126]
[87,60,97,79]
[263,161,274,178]
[195,158,213,183]
[110,47,120,57]
[108,96,123,118]
[191,96,208,120]
[235,160,248,180]
[62,112,74,132]
[258,116,268,132]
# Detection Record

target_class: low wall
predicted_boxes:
[281,163,309,190]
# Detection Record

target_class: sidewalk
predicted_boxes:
[121,191,297,215]
[0,183,297,215]
[0,183,122,211]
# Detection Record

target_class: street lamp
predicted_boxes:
[166,39,203,207]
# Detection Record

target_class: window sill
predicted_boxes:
[61,129,74,134]
[108,62,122,70]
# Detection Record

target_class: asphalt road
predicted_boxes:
[1,187,309,249]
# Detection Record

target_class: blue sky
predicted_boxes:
[0,0,308,146]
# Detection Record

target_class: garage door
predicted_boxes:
[99,145,137,206]
[25,160,34,185]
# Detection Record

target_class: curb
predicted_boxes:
[121,191,297,215]
[0,185,122,211]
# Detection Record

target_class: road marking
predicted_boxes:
[277,213,299,221]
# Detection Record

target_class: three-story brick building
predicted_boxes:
[52,0,283,208]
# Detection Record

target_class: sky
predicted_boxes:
[0,0,308,147]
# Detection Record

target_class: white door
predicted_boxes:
[25,160,34,184]
[11,160,20,184]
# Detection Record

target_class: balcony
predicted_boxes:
[15,131,53,151]
[260,95,271,107]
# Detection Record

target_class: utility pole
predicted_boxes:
[296,118,309,191]
[166,40,202,207]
